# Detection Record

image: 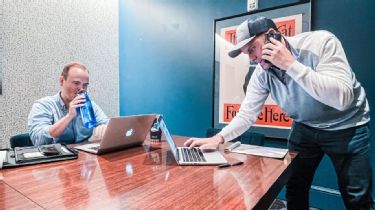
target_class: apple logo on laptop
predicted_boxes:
[125,128,134,137]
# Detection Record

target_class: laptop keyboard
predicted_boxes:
[181,148,206,162]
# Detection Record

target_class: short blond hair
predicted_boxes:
[61,62,88,79]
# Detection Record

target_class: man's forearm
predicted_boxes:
[49,115,75,138]
[214,135,225,144]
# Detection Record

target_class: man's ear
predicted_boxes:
[59,76,64,86]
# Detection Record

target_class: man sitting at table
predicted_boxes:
[28,62,108,146]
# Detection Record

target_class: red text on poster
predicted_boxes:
[223,103,292,128]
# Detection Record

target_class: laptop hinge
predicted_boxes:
[176,148,180,162]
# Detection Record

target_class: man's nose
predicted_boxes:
[77,87,84,94]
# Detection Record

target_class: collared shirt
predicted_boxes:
[28,92,109,146]
[219,30,370,141]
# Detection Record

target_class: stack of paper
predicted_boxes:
[225,141,288,159]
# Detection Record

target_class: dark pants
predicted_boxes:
[286,122,374,210]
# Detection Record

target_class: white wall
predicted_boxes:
[0,0,119,148]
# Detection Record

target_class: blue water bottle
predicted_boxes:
[77,92,97,128]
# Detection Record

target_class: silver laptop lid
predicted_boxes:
[158,116,179,161]
[98,114,156,153]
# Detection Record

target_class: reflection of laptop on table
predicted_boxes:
[75,114,156,155]
[158,116,227,165]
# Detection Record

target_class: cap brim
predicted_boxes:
[227,36,255,58]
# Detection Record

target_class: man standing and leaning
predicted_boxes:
[185,16,373,210]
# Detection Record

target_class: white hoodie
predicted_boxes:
[219,30,370,141]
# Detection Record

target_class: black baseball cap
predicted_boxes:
[228,16,277,58]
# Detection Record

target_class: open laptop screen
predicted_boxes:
[158,117,178,160]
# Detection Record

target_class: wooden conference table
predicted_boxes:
[0,136,296,210]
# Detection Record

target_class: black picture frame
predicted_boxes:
[212,1,311,139]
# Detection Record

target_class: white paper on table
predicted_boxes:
[225,141,288,159]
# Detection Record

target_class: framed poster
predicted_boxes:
[213,1,311,138]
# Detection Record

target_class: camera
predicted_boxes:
[264,32,282,64]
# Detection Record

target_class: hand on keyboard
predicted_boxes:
[89,124,107,143]
[184,135,224,151]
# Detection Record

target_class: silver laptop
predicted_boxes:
[75,114,156,155]
[158,116,227,165]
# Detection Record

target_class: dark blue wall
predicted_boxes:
[119,0,248,137]
[120,0,375,209]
